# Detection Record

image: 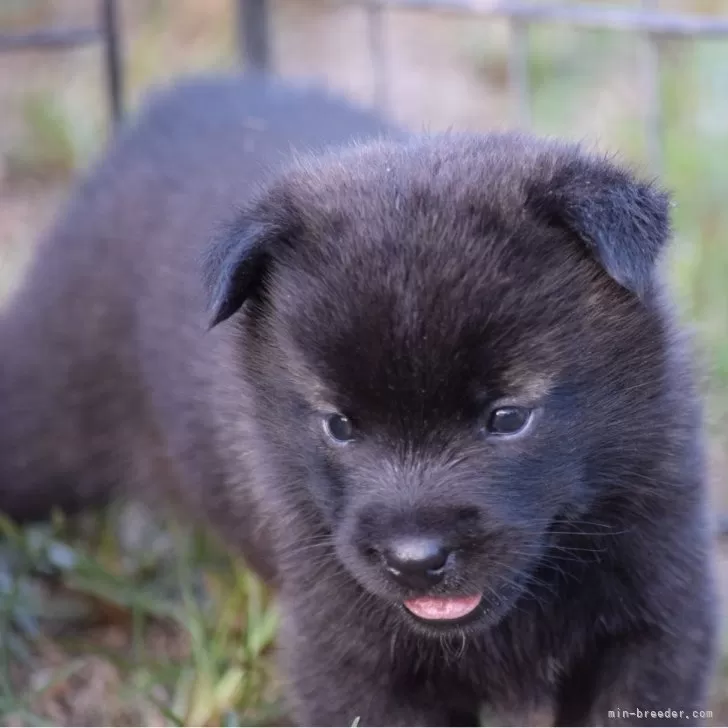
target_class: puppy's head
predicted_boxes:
[204,133,672,633]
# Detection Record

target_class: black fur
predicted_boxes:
[0,74,718,726]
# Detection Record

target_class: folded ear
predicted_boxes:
[202,192,300,328]
[525,151,671,299]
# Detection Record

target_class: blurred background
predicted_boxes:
[1,1,727,725]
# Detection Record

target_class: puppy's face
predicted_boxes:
[206,133,670,634]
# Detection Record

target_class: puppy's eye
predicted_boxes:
[485,406,532,436]
[323,413,355,443]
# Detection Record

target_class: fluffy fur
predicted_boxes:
[0,73,718,726]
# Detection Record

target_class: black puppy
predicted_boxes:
[0,74,718,726]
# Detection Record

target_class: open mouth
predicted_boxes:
[403,594,482,623]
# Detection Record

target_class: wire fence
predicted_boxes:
[5,0,728,170]
[324,0,728,175]
[0,0,123,127]
[3,0,728,531]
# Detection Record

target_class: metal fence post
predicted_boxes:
[367,0,389,112]
[641,0,663,175]
[101,0,123,127]
[508,19,531,129]
[238,0,271,72]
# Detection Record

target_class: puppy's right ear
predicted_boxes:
[203,194,300,329]
[525,150,670,300]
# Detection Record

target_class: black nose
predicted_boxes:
[381,537,450,589]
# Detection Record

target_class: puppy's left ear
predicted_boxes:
[526,152,671,299]
[202,191,300,328]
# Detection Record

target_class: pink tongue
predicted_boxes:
[404,595,481,621]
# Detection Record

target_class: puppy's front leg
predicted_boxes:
[553,626,716,727]
[277,606,479,727]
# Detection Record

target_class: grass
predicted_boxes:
[0,507,281,726]
[4,92,82,183]
[1,0,728,725]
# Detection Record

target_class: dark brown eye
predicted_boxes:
[323,413,355,443]
[486,406,532,436]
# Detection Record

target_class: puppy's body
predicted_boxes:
[0,74,718,725]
